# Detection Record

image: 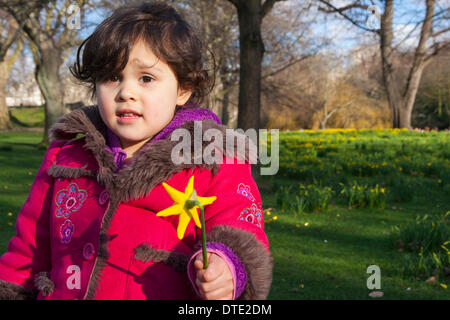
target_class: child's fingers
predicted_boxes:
[194,258,203,270]
[195,254,225,283]
[193,253,234,300]
[199,285,233,300]
[195,268,224,292]
[195,272,233,300]
[194,252,211,271]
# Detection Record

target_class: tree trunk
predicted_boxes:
[401,0,435,129]
[235,0,264,180]
[380,0,401,128]
[35,46,65,145]
[0,61,11,129]
[235,0,263,132]
[221,88,230,127]
[229,0,283,180]
[380,0,435,129]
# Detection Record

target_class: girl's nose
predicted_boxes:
[116,81,136,102]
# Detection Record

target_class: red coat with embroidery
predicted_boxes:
[0,107,272,300]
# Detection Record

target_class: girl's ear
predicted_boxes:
[176,88,192,106]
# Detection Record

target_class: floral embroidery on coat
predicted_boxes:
[55,182,87,218]
[60,220,75,244]
[236,183,255,202]
[237,203,263,228]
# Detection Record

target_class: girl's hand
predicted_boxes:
[194,252,234,300]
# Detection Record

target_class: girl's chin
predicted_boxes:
[119,135,154,149]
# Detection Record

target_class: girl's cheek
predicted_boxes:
[97,85,113,100]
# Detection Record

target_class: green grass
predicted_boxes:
[262,177,449,299]
[260,128,449,299]
[0,132,46,253]
[9,106,45,128]
[0,129,449,300]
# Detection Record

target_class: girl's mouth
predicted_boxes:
[116,109,142,123]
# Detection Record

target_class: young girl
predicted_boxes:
[0,1,272,300]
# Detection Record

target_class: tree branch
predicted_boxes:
[227,0,239,9]
[262,54,312,79]
[6,31,24,72]
[431,26,450,38]
[317,0,379,34]
[424,41,450,63]
[261,0,285,18]
[0,16,24,62]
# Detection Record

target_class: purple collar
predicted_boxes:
[105,105,222,170]
[105,128,128,171]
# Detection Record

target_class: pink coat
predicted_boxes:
[0,106,272,300]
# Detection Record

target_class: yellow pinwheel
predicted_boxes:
[156,176,216,240]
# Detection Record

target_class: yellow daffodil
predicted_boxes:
[156,176,216,240]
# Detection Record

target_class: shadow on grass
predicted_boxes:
[265,216,412,299]
[9,113,32,128]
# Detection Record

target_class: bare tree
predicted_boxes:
[226,0,286,132]
[0,10,24,129]
[176,0,240,126]
[2,0,89,144]
[318,0,450,129]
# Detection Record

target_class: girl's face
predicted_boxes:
[96,40,191,157]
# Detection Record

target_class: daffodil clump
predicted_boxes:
[274,129,449,189]
[338,181,386,209]
[275,184,334,214]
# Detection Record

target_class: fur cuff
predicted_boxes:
[0,279,37,300]
[192,225,273,300]
[34,272,55,297]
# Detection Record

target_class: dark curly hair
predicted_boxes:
[70,1,215,105]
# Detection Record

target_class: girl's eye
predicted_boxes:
[140,75,154,83]
[108,75,120,82]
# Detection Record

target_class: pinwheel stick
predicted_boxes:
[185,199,208,269]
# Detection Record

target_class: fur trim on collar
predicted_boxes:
[49,106,256,203]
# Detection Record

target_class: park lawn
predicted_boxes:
[261,177,449,299]
[9,106,45,128]
[0,132,46,253]
[0,130,449,300]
